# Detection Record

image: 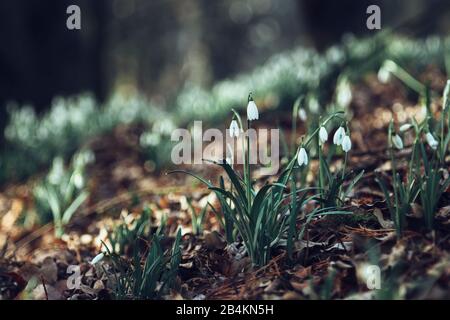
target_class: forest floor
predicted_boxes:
[1,70,450,300]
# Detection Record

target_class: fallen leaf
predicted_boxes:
[409,203,423,219]
[18,263,41,282]
[40,257,58,285]
[32,284,63,300]
[204,231,226,250]
[436,206,450,224]
[372,208,394,228]
[282,291,302,300]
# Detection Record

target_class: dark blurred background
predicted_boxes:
[0,0,449,122]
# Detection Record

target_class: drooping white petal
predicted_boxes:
[73,172,84,189]
[378,60,396,84]
[229,120,240,138]
[342,135,352,152]
[333,127,345,145]
[308,97,320,113]
[303,149,308,165]
[297,147,308,166]
[337,79,352,107]
[425,132,438,150]
[298,108,307,121]
[392,134,403,150]
[399,123,412,133]
[319,126,328,144]
[377,68,391,84]
[90,252,105,265]
[247,100,259,121]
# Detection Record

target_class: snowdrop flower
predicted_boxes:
[342,135,352,152]
[319,126,328,144]
[73,172,84,189]
[90,252,105,265]
[247,99,259,121]
[337,79,352,107]
[399,123,412,133]
[308,97,320,113]
[425,132,438,150]
[377,67,391,84]
[298,108,307,121]
[377,60,396,84]
[297,147,308,166]
[392,134,403,150]
[333,126,346,145]
[229,120,240,138]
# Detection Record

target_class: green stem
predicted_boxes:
[388,122,401,238]
[246,119,252,215]
[318,139,325,201]
[339,151,348,200]
[386,60,426,96]
[231,109,247,190]
[390,147,401,237]
[304,112,346,148]
[291,98,301,156]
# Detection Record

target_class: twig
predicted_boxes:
[41,276,49,300]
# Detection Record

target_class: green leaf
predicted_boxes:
[62,190,88,224]
[168,170,212,187]
[214,161,248,206]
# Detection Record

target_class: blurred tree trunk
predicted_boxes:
[0,0,107,139]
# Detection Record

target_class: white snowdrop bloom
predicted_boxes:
[399,123,412,133]
[337,80,352,107]
[297,147,308,166]
[298,108,307,121]
[90,252,105,265]
[392,134,403,150]
[425,132,438,150]
[308,97,320,113]
[342,135,352,152]
[73,172,84,189]
[247,100,259,121]
[377,67,391,84]
[229,120,240,138]
[378,60,396,84]
[333,127,346,145]
[319,126,328,144]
